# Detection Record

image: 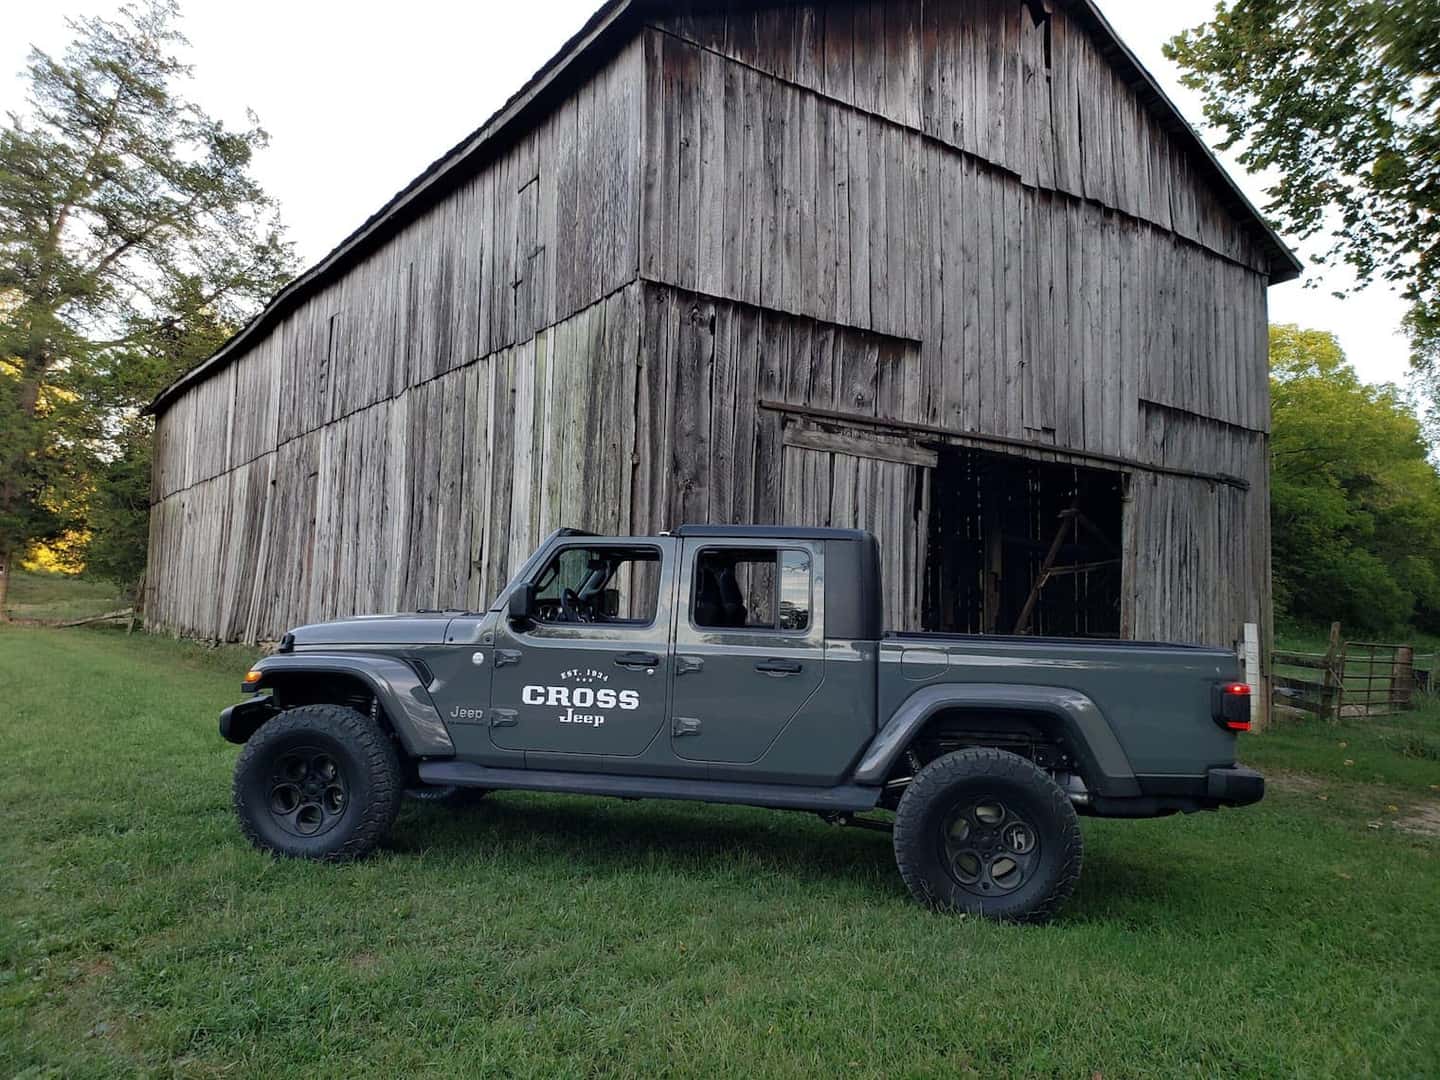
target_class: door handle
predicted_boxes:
[755,658,803,675]
[615,651,660,669]
[673,716,702,737]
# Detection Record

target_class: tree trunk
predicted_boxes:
[0,549,12,622]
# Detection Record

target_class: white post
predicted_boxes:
[1243,622,1262,729]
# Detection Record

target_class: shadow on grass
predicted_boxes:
[384,793,1236,924]
[388,792,906,895]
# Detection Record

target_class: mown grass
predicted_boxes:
[3,570,130,624]
[2,623,1438,1078]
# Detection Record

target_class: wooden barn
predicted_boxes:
[144,0,1299,656]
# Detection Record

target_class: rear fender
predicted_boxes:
[854,683,1140,797]
[244,653,454,756]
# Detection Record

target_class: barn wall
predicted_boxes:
[147,39,646,639]
[633,2,1272,647]
[149,1,1275,653]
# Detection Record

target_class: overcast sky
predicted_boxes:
[2,0,1417,388]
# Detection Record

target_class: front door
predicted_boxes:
[669,540,825,764]
[489,539,677,758]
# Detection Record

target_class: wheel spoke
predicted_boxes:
[988,855,1022,889]
[973,802,1005,826]
[294,802,325,835]
[951,850,983,885]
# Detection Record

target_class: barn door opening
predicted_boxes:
[924,448,1124,638]
[778,424,932,631]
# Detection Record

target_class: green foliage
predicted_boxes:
[1269,324,1440,632]
[1166,0,1440,382]
[0,0,294,606]
[83,419,151,600]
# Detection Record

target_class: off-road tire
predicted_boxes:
[893,747,1082,923]
[233,704,402,861]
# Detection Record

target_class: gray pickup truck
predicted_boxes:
[222,525,1262,922]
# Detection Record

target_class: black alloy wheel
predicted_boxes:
[266,745,350,839]
[940,797,1042,896]
[233,704,402,861]
[892,747,1083,923]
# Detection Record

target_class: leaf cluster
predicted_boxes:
[1167,0,1440,379]
[1269,324,1440,631]
[0,0,295,596]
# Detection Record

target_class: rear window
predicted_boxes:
[692,548,810,632]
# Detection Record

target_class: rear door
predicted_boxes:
[488,538,677,758]
[668,539,825,764]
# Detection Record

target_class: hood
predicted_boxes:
[287,612,457,647]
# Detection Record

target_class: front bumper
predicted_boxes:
[1206,764,1265,807]
[219,696,277,745]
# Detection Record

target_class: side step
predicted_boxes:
[417,761,882,814]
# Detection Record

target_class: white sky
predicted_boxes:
[2,0,1417,388]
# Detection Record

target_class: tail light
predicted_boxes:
[1213,682,1252,732]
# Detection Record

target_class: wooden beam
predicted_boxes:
[757,399,1251,490]
[782,424,938,468]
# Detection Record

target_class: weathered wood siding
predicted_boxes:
[634,2,1273,643]
[149,1,1274,652]
[148,39,646,640]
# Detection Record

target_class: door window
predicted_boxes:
[531,545,661,625]
[692,548,810,632]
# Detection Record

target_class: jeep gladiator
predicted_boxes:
[221,525,1262,922]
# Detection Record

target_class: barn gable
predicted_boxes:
[146,0,1290,660]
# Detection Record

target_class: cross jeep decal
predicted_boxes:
[521,667,640,727]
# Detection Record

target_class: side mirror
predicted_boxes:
[508,582,537,623]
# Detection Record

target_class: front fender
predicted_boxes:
[246,653,455,757]
[853,683,1140,797]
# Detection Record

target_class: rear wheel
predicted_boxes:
[233,704,402,861]
[892,747,1082,923]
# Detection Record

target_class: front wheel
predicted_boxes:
[892,747,1082,923]
[232,704,403,861]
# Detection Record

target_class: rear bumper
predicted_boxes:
[1206,764,1265,806]
[1086,765,1264,817]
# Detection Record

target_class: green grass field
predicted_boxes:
[2,624,1438,1078]
[4,570,129,624]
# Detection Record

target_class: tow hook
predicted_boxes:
[821,811,894,833]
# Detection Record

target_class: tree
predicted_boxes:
[0,0,294,617]
[1269,324,1440,632]
[1166,1,1440,384]
[83,419,152,606]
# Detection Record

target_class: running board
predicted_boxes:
[417,761,882,814]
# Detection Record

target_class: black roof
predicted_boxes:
[673,525,872,541]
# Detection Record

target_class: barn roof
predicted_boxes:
[146,0,1303,417]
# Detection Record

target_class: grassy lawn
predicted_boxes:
[4,570,129,624]
[2,625,1438,1077]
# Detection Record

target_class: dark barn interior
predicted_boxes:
[925,449,1124,639]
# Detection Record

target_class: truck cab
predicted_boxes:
[427,526,881,788]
